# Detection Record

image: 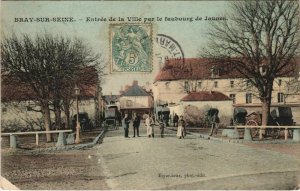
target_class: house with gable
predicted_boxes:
[119,80,154,118]
[180,91,233,116]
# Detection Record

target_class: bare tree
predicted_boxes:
[202,0,300,127]
[1,33,104,141]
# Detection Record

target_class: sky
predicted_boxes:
[2,1,229,95]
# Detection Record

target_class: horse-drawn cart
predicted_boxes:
[231,108,248,126]
[103,104,120,130]
[245,107,294,138]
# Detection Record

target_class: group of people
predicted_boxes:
[122,111,220,139]
[122,113,141,138]
[122,113,188,139]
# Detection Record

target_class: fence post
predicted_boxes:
[284,128,288,140]
[56,132,67,146]
[36,133,39,145]
[293,129,300,142]
[244,128,252,141]
[9,134,17,149]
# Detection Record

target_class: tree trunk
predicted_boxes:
[53,100,61,130]
[41,102,52,142]
[261,100,270,126]
[260,81,273,139]
[63,99,71,129]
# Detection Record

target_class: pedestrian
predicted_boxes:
[210,112,220,136]
[133,114,141,137]
[173,113,179,127]
[158,118,165,138]
[146,114,155,138]
[177,115,186,139]
[122,114,130,138]
[163,114,169,127]
[117,111,122,127]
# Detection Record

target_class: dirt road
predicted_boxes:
[1,146,109,190]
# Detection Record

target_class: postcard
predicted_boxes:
[1,0,300,190]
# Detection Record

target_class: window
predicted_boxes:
[26,106,33,111]
[197,81,202,89]
[2,107,7,113]
[246,80,251,87]
[277,92,284,103]
[184,81,189,92]
[246,93,252,104]
[229,94,236,104]
[278,79,282,86]
[165,81,170,89]
[210,66,219,78]
[214,81,218,88]
[126,100,133,107]
[230,81,234,88]
[211,66,215,78]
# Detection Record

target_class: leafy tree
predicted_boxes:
[203,0,299,131]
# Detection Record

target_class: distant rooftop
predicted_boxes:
[122,84,150,97]
[155,57,300,82]
[181,91,231,102]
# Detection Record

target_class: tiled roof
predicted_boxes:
[155,57,300,82]
[181,91,231,102]
[121,84,150,97]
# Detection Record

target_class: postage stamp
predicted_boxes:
[110,23,153,73]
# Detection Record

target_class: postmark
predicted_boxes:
[155,34,185,75]
[110,23,153,73]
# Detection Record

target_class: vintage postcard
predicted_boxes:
[1,0,300,190]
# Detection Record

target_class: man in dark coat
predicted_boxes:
[133,114,141,137]
[123,114,130,138]
[158,118,165,138]
[210,112,220,136]
[173,113,179,127]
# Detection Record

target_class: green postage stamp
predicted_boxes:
[110,24,153,73]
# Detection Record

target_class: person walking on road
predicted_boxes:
[158,118,165,138]
[146,115,155,138]
[210,112,220,136]
[177,115,186,139]
[123,114,130,138]
[173,113,179,127]
[133,114,141,137]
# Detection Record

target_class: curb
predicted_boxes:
[189,131,298,144]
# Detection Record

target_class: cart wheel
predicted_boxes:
[271,121,281,139]
[246,120,258,137]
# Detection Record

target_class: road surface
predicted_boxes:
[93,125,300,190]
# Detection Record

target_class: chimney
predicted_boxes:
[133,80,138,86]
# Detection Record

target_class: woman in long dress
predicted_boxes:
[177,116,186,139]
[146,115,155,138]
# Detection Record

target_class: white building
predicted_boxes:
[119,81,154,118]
[153,58,300,125]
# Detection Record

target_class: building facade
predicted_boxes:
[1,66,101,132]
[153,58,300,125]
[119,81,154,118]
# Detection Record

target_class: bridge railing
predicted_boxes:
[1,130,73,148]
